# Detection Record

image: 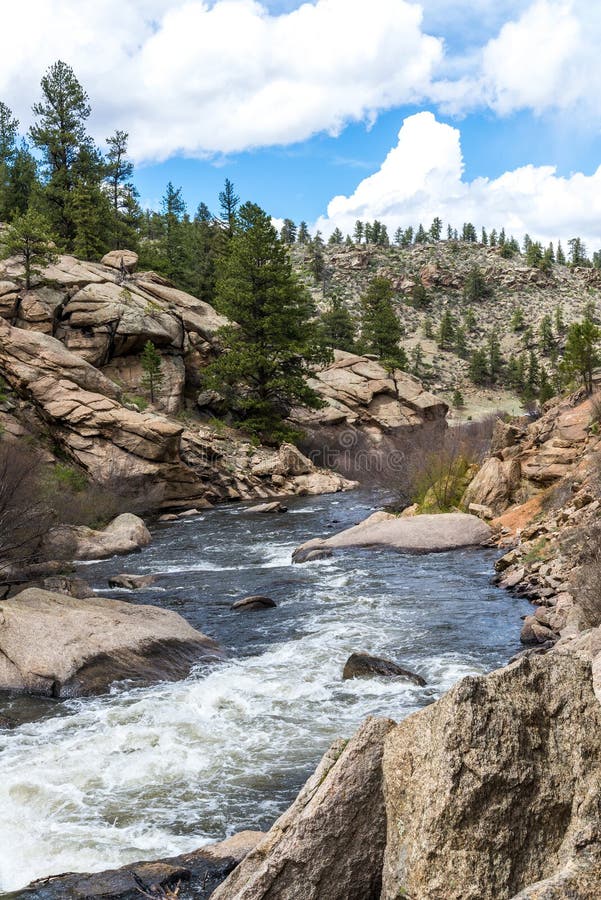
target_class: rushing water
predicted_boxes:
[0,491,530,893]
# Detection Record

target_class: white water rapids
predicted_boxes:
[0,492,529,892]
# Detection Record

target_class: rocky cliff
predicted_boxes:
[0,249,447,510]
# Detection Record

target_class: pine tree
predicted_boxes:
[280,219,297,244]
[454,325,468,358]
[556,241,566,265]
[430,217,442,241]
[423,316,434,339]
[488,331,503,381]
[218,178,239,237]
[481,227,488,245]
[452,388,464,408]
[328,227,343,245]
[202,203,328,439]
[5,208,57,289]
[415,223,427,244]
[0,101,19,220]
[140,340,164,404]
[411,342,424,377]
[538,368,554,404]
[463,307,477,332]
[568,237,588,266]
[309,232,325,283]
[469,348,489,386]
[511,307,525,332]
[105,130,138,249]
[320,294,355,352]
[3,140,37,219]
[464,265,490,302]
[159,182,187,280]
[554,305,566,335]
[437,309,455,350]
[297,222,309,244]
[461,222,477,242]
[410,282,429,309]
[359,276,404,366]
[30,61,96,248]
[539,314,555,356]
[489,229,498,247]
[353,220,364,243]
[561,319,601,393]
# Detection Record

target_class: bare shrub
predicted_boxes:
[0,441,53,573]
[570,524,601,628]
[397,415,498,512]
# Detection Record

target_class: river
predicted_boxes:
[0,490,530,893]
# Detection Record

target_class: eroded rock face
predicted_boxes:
[0,588,221,697]
[211,716,396,900]
[381,648,601,900]
[293,511,492,561]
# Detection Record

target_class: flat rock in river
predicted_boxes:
[0,588,221,698]
[292,511,492,562]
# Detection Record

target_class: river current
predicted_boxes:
[0,490,530,892]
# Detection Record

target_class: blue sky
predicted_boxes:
[2,1,601,245]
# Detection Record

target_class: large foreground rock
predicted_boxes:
[0,588,220,697]
[211,716,395,900]
[13,831,263,900]
[293,511,492,561]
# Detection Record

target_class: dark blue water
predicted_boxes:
[0,490,529,892]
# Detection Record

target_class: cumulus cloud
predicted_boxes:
[0,0,442,161]
[316,111,601,249]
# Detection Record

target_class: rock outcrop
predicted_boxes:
[214,630,601,900]
[44,513,151,561]
[293,350,448,479]
[293,510,492,561]
[342,653,426,685]
[0,588,221,697]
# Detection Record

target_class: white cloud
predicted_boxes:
[0,0,442,161]
[316,111,601,250]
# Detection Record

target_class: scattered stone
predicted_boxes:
[108,574,156,590]
[231,595,277,612]
[342,653,426,685]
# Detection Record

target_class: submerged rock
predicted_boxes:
[108,573,156,590]
[12,831,264,900]
[0,588,221,698]
[342,653,426,685]
[231,595,277,612]
[293,511,492,562]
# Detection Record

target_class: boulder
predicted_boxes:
[231,595,277,612]
[13,831,264,900]
[381,647,601,900]
[0,587,221,698]
[45,513,151,561]
[211,716,396,900]
[100,249,139,272]
[462,457,521,515]
[108,573,156,590]
[342,653,426,685]
[9,575,95,600]
[293,512,492,562]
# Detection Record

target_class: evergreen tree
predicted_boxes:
[0,101,19,220]
[452,388,464,408]
[437,309,455,350]
[320,294,355,352]
[481,227,488,245]
[104,129,139,249]
[30,60,96,248]
[328,227,343,245]
[410,282,429,309]
[359,276,404,366]
[488,331,503,381]
[568,237,588,266]
[202,203,328,440]
[554,305,566,336]
[297,221,309,244]
[309,231,325,283]
[218,178,239,237]
[3,140,37,218]
[160,182,187,280]
[561,319,601,393]
[423,316,434,339]
[463,265,489,302]
[538,368,554,404]
[353,220,364,243]
[556,241,566,265]
[402,226,414,247]
[539,314,555,356]
[469,348,489,386]
[430,217,442,241]
[454,325,468,358]
[411,342,424,377]
[524,351,539,400]
[461,222,477,242]
[394,226,403,246]
[414,223,427,244]
[140,340,164,404]
[463,307,477,332]
[5,208,57,289]
[511,307,526,332]
[489,229,498,247]
[280,218,297,244]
